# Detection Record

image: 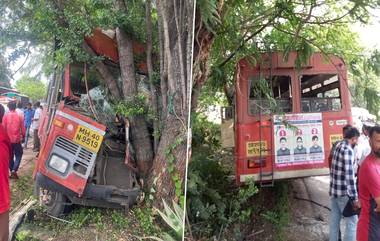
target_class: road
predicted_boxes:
[287,176,331,241]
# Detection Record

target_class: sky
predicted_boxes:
[352,8,380,51]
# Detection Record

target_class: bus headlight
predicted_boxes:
[48,155,69,174]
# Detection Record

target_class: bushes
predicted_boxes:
[188,113,259,239]
[187,156,259,239]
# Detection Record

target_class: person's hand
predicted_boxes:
[375,205,380,212]
[353,200,361,210]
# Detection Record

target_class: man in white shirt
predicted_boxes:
[32,102,42,152]
[356,122,374,167]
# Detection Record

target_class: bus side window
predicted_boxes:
[300,74,342,112]
[249,75,292,115]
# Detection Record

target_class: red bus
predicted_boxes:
[33,29,143,216]
[222,52,352,186]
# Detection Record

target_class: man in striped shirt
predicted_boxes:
[329,127,360,241]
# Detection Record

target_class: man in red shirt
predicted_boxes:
[0,104,11,241]
[357,125,380,241]
[2,101,25,179]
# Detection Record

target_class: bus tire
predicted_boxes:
[34,183,71,217]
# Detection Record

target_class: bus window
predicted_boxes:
[249,75,292,115]
[69,63,103,97]
[300,74,341,112]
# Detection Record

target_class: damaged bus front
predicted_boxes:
[33,31,141,216]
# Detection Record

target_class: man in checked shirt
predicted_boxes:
[329,127,361,241]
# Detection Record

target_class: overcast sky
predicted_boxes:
[352,8,380,50]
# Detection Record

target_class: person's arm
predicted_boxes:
[344,147,358,200]
[0,138,11,214]
[328,151,333,168]
[365,164,380,212]
[33,110,38,121]
[1,115,7,132]
[20,115,26,138]
[328,142,337,169]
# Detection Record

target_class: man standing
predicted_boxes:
[2,101,25,179]
[23,103,34,149]
[0,104,11,241]
[328,125,353,168]
[356,122,373,167]
[357,125,380,241]
[329,127,360,241]
[32,101,42,152]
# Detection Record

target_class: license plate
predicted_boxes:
[73,125,104,153]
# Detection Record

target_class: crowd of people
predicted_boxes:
[329,122,380,241]
[0,101,42,241]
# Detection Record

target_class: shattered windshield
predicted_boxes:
[79,86,118,135]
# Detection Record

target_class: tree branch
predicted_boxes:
[218,19,275,68]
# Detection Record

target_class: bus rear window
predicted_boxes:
[300,74,341,112]
[249,75,292,115]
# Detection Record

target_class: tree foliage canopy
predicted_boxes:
[15,75,46,101]
[194,0,380,116]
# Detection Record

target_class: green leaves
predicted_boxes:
[197,0,221,33]
[349,50,380,118]
[15,75,47,101]
[155,200,184,240]
[114,94,149,117]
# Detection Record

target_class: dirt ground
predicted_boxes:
[245,176,331,241]
[10,141,37,210]
[286,176,330,241]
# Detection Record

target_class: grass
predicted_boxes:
[257,181,291,241]
[10,163,35,210]
[14,200,167,241]
[10,156,167,241]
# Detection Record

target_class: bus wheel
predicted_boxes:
[34,183,71,217]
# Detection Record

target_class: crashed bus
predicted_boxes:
[221,52,352,186]
[33,29,145,216]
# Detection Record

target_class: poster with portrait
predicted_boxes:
[273,113,325,167]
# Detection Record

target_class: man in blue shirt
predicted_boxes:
[23,103,34,149]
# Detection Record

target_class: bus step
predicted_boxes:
[260,181,274,188]
[260,172,273,177]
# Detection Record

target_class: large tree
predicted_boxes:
[0,0,194,206]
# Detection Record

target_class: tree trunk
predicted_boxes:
[82,43,122,99]
[148,115,188,203]
[157,3,168,119]
[148,0,194,207]
[116,27,154,178]
[191,15,215,111]
[146,0,159,153]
